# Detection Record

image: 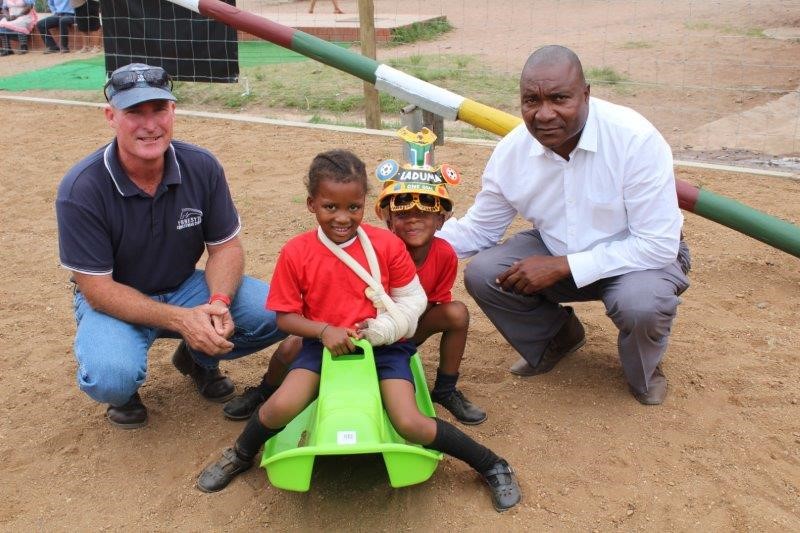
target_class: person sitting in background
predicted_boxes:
[0,0,36,56]
[36,0,74,53]
[70,0,100,52]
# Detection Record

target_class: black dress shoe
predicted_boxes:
[106,392,148,429]
[482,459,521,512]
[196,447,253,492]
[172,341,235,402]
[433,389,487,425]
[509,306,586,376]
[223,386,267,420]
[630,365,668,405]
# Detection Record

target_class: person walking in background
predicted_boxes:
[36,0,74,53]
[0,0,36,56]
[308,0,343,15]
[70,0,100,52]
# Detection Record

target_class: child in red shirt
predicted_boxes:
[197,149,520,511]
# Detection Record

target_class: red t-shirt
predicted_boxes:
[267,223,417,328]
[416,236,457,304]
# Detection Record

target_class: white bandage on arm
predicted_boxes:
[359,275,427,346]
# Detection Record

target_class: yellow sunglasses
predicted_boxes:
[381,193,451,213]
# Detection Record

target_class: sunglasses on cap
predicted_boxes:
[103,67,173,101]
[380,193,451,213]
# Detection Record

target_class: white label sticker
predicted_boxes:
[337,431,357,445]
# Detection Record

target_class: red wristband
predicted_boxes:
[208,293,232,307]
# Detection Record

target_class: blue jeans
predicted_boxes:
[73,270,287,406]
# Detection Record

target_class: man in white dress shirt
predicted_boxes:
[438,45,690,405]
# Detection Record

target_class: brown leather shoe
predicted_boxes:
[172,341,235,402]
[630,366,668,405]
[509,306,586,376]
[106,392,148,429]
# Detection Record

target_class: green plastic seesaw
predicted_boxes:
[260,338,443,491]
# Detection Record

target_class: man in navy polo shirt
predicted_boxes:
[55,63,287,429]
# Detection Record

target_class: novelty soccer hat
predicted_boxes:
[375,127,461,220]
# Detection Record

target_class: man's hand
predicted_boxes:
[496,255,571,295]
[208,300,235,339]
[178,304,235,356]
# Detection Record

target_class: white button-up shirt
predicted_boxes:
[438,97,683,288]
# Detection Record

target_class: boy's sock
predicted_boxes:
[256,375,280,398]
[234,411,283,462]
[428,417,499,474]
[431,369,458,399]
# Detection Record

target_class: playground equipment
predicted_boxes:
[166,0,800,259]
[260,339,442,491]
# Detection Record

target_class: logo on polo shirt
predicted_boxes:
[177,208,203,230]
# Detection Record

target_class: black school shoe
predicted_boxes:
[196,447,253,492]
[482,459,521,512]
[106,392,148,429]
[433,389,487,425]
[222,386,268,420]
[172,341,235,402]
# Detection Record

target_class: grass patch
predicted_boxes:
[390,18,453,45]
[309,114,403,130]
[8,51,520,135]
[388,54,475,81]
[684,20,713,31]
[716,24,765,37]
[621,40,652,49]
[171,53,518,116]
[585,67,627,86]
[172,54,517,117]
[684,20,765,37]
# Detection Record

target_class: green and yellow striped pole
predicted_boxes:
[167,0,800,259]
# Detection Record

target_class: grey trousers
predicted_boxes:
[463,230,691,394]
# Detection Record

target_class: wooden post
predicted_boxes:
[357,0,381,129]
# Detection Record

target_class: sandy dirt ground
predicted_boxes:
[1,0,799,531]
[1,101,799,531]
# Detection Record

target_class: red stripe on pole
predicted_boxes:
[198,0,295,48]
[676,179,699,212]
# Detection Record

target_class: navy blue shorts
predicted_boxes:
[290,339,417,383]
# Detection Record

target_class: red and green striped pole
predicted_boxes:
[167,0,800,259]
[676,181,800,257]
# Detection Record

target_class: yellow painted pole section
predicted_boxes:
[457,99,522,137]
